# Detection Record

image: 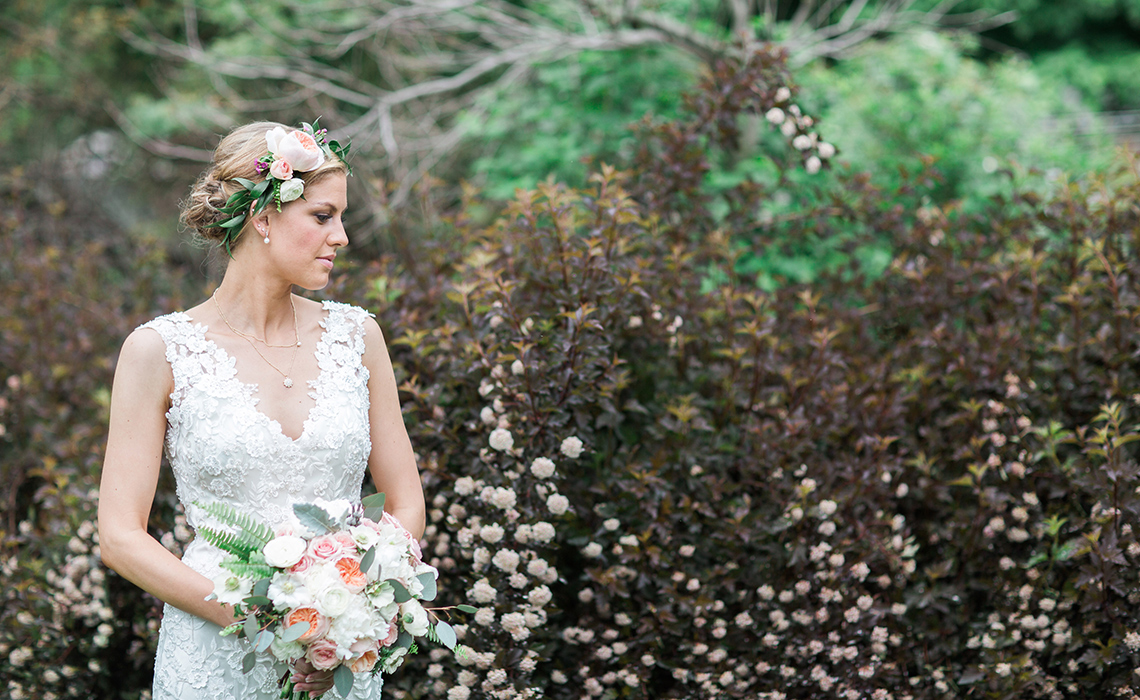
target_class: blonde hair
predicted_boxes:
[181,121,348,248]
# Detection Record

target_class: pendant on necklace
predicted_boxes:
[283,378,294,388]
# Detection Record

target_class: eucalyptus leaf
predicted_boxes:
[281,620,311,643]
[243,616,258,641]
[417,572,437,602]
[293,503,336,534]
[255,629,274,653]
[333,664,354,697]
[242,650,256,674]
[388,579,412,603]
[435,620,457,650]
[396,631,413,650]
[243,595,272,607]
[252,577,271,597]
[455,604,477,614]
[360,545,376,574]
[362,492,386,521]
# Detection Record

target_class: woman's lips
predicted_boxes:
[318,256,335,270]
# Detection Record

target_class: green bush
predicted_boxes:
[7,44,1140,700]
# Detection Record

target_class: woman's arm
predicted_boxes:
[97,328,236,629]
[361,316,425,539]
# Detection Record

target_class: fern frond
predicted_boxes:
[220,559,275,579]
[198,525,259,560]
[195,501,274,545]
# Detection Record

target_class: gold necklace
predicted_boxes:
[212,293,300,388]
[211,291,301,348]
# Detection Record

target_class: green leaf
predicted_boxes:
[255,629,274,653]
[389,579,412,603]
[242,650,257,674]
[455,604,477,614]
[360,545,376,574]
[293,503,336,534]
[396,631,414,650]
[252,179,271,197]
[333,664,354,697]
[362,492,386,521]
[252,578,271,597]
[417,572,437,602]
[219,214,246,229]
[243,616,258,641]
[243,595,272,607]
[435,620,457,650]
[281,621,311,643]
[234,177,257,190]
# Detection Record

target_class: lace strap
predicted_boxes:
[136,312,214,407]
[318,301,374,381]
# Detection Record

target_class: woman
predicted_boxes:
[97,121,425,699]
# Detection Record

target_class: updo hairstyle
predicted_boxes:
[181,121,348,248]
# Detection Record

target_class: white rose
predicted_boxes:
[382,646,408,673]
[401,599,430,636]
[805,156,822,174]
[279,178,305,203]
[818,142,836,159]
[560,436,584,458]
[263,535,308,568]
[316,584,353,618]
[765,107,785,124]
[267,128,326,172]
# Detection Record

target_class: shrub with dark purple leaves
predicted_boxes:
[5,45,1140,700]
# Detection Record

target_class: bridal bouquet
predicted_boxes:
[197,494,468,698]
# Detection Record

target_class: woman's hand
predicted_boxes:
[291,658,335,697]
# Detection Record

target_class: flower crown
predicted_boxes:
[214,119,351,256]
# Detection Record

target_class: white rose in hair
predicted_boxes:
[279,178,305,203]
[263,535,308,568]
[267,128,326,172]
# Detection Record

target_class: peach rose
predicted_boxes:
[305,638,340,671]
[334,556,368,594]
[285,607,330,643]
[266,127,325,172]
[308,534,344,561]
[347,639,379,673]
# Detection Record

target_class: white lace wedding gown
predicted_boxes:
[140,301,384,699]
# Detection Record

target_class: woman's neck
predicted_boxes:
[212,270,297,342]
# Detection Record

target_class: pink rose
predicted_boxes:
[266,127,325,172]
[348,639,379,673]
[379,621,399,648]
[305,638,340,671]
[308,534,344,561]
[289,554,316,575]
[333,531,356,550]
[269,158,293,180]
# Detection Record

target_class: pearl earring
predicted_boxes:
[259,225,269,244]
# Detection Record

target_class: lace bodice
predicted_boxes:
[140,300,382,699]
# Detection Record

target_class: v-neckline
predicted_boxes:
[182,302,332,445]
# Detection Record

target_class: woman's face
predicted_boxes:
[263,172,349,290]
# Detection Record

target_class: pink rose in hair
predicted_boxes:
[308,534,343,561]
[269,158,293,180]
[305,638,340,670]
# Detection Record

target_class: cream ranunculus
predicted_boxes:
[316,583,353,618]
[279,179,305,203]
[400,599,430,636]
[273,129,326,171]
[263,535,308,568]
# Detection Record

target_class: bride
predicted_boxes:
[97,121,425,698]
